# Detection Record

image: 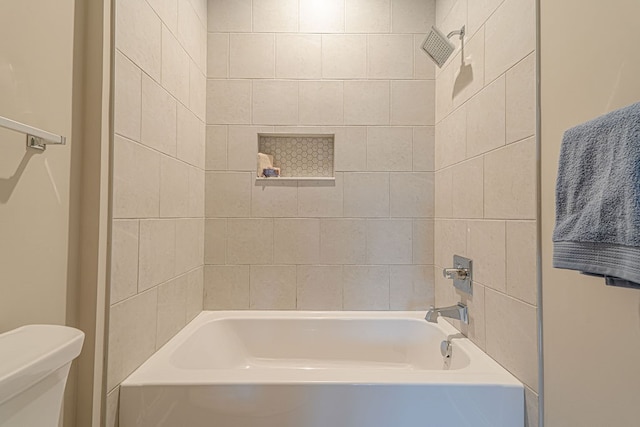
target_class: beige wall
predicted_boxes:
[0,1,74,331]
[433,0,538,425]
[0,1,111,426]
[105,0,207,425]
[204,0,436,311]
[540,0,640,425]
[71,0,112,425]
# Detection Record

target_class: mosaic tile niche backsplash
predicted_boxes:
[258,134,335,178]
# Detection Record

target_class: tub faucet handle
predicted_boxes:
[443,267,468,280]
[443,255,473,295]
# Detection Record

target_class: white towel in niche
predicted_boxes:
[257,153,274,177]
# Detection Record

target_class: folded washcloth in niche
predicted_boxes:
[553,101,640,289]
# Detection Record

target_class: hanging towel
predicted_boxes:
[553,101,640,289]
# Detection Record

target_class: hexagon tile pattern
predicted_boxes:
[258,134,334,177]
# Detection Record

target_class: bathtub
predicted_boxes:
[119,311,523,427]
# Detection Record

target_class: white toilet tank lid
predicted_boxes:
[0,325,84,405]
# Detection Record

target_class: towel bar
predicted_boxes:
[0,115,66,151]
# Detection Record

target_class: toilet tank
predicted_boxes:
[0,325,84,427]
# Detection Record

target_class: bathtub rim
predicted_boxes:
[121,310,523,389]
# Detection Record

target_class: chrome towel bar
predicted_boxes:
[0,115,66,151]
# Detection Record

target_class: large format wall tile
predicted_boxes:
[112,136,160,219]
[366,219,413,264]
[320,219,367,264]
[450,158,483,219]
[204,0,437,315]
[138,219,176,291]
[467,220,506,292]
[412,219,434,264]
[205,172,252,217]
[297,173,344,217]
[186,268,204,320]
[485,288,538,391]
[466,75,506,158]
[299,0,345,33]
[250,266,297,309]
[110,0,206,401]
[156,275,187,348]
[204,265,250,309]
[177,105,205,169]
[276,34,322,79]
[484,0,536,83]
[506,221,537,305]
[175,219,204,274]
[484,137,536,219]
[253,0,298,33]
[297,266,343,310]
[391,0,435,33]
[435,105,466,169]
[177,0,207,70]
[160,156,190,218]
[205,125,227,170]
[251,181,298,217]
[227,126,274,171]
[162,26,190,105]
[433,1,538,418]
[229,34,275,78]
[207,33,228,78]
[413,126,435,172]
[390,172,434,217]
[322,35,367,79]
[107,288,157,390]
[141,75,177,156]
[390,265,435,309]
[114,52,142,141]
[252,81,299,125]
[391,80,435,125]
[206,80,251,124]
[299,81,344,125]
[208,0,251,32]
[110,220,139,304]
[368,35,413,79]
[367,127,413,172]
[506,52,536,144]
[226,219,274,265]
[344,172,390,217]
[116,0,161,80]
[274,219,320,264]
[345,0,390,33]
[344,81,390,125]
[148,0,178,33]
[343,266,390,310]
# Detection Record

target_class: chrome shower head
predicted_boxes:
[421,25,465,68]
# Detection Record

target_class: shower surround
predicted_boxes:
[433,0,538,425]
[204,0,437,312]
[106,0,539,426]
[106,0,208,422]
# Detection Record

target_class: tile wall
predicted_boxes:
[204,0,437,311]
[106,0,207,424]
[433,0,538,425]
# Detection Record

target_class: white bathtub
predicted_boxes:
[120,311,523,427]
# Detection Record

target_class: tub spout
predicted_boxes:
[425,303,468,324]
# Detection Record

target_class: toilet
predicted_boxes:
[0,325,84,427]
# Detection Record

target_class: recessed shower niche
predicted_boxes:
[257,133,335,181]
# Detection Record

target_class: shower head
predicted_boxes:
[421,25,465,68]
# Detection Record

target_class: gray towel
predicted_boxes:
[553,101,640,288]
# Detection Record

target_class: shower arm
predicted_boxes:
[447,26,466,63]
[446,26,466,41]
